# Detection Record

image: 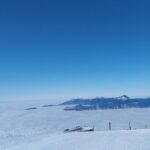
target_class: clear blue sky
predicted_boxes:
[0,0,150,101]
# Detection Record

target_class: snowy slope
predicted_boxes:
[5,130,150,150]
[1,101,150,150]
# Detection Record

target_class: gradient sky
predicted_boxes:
[0,0,150,101]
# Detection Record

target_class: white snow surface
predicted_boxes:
[1,101,150,150]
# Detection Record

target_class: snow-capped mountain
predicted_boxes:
[116,95,130,101]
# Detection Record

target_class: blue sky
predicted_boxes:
[0,0,150,101]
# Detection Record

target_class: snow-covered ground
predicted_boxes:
[4,130,150,150]
[1,101,150,150]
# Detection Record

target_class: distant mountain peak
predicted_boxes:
[116,95,130,101]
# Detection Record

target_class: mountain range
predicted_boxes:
[61,95,150,111]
